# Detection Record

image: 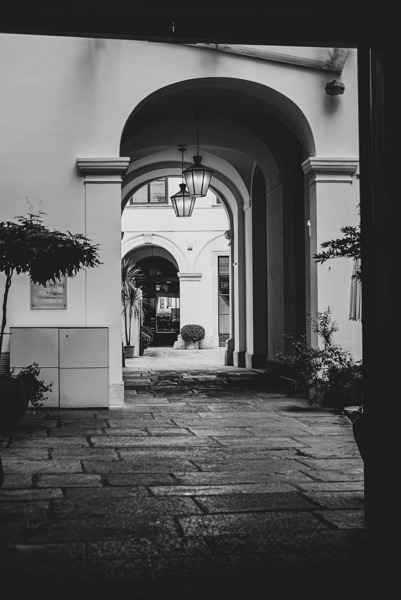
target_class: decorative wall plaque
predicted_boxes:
[31,278,67,309]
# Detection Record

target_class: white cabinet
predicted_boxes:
[59,328,108,368]
[10,327,109,408]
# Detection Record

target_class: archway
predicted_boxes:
[123,244,180,348]
[136,252,180,347]
[120,77,314,369]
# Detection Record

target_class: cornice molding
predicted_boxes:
[76,157,130,176]
[178,273,202,281]
[302,157,359,184]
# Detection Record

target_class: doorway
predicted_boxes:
[136,254,180,346]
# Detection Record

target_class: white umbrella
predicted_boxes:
[349,258,362,321]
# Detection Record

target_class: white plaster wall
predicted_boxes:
[0,35,358,170]
[315,176,362,359]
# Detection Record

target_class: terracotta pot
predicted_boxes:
[0,378,31,429]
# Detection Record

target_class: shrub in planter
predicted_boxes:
[141,325,154,351]
[0,362,53,428]
[180,324,205,343]
[277,308,363,410]
[324,361,363,411]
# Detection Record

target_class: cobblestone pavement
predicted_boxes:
[0,348,377,600]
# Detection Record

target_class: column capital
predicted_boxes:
[76,157,130,180]
[302,157,359,184]
[178,273,202,281]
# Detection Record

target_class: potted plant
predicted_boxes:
[277,309,364,460]
[277,308,363,410]
[0,208,101,427]
[313,208,364,460]
[1,363,53,429]
[180,324,205,349]
[140,325,154,355]
[121,258,144,358]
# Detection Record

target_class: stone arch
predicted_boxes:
[121,77,316,159]
[122,234,189,273]
[120,76,318,366]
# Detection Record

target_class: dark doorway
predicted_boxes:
[135,255,180,346]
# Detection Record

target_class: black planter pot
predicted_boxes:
[0,454,4,488]
[352,411,366,462]
[0,378,31,429]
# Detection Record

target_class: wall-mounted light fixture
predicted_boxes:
[325,80,345,95]
[170,146,196,217]
[183,114,213,197]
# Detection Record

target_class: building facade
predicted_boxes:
[0,36,361,407]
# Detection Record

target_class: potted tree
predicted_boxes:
[121,258,144,358]
[0,208,101,427]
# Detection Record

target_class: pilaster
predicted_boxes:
[76,157,130,406]
[302,157,360,356]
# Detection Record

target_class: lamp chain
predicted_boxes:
[195,115,200,155]
[181,147,184,183]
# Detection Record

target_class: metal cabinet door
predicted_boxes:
[59,328,108,368]
[59,368,108,408]
[10,327,59,368]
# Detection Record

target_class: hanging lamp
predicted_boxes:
[183,114,213,197]
[170,146,196,217]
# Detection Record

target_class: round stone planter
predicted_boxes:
[184,340,199,350]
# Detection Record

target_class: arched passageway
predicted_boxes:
[120,77,316,372]
[132,249,180,347]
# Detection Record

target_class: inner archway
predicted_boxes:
[136,252,180,347]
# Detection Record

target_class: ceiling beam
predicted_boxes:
[185,45,350,72]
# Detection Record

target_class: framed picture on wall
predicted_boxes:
[31,278,67,309]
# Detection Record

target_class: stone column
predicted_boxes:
[232,205,246,368]
[173,273,202,348]
[76,157,130,407]
[302,157,360,354]
[244,181,268,369]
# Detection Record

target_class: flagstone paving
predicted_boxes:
[0,347,380,599]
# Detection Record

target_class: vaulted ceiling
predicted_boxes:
[1,2,377,46]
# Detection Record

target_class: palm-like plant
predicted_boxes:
[121,258,144,346]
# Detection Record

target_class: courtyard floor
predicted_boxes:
[0,347,383,599]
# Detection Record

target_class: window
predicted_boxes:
[129,179,167,204]
[218,256,230,346]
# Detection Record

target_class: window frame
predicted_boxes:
[129,178,168,205]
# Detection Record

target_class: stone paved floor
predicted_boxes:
[0,348,379,599]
